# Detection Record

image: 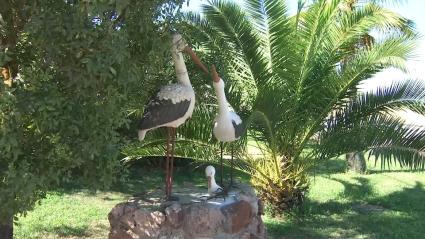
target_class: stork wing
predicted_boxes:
[230,111,243,139]
[232,120,244,139]
[139,86,191,130]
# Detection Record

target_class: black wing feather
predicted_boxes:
[232,120,244,139]
[139,94,191,130]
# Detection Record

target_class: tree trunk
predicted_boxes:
[346,152,366,174]
[0,215,13,239]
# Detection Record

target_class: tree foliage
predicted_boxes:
[0,0,183,224]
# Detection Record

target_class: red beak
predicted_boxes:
[207,176,211,188]
[184,46,209,75]
[211,65,220,83]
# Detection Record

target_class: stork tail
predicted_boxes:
[138,130,147,141]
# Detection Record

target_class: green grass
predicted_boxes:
[266,158,425,239]
[15,159,425,239]
[15,163,241,239]
[15,191,125,239]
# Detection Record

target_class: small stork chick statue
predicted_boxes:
[138,34,205,200]
[211,65,243,187]
[205,165,223,196]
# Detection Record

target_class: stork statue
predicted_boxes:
[188,58,244,187]
[138,34,206,200]
[205,165,223,196]
[210,65,243,186]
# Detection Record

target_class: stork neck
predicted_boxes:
[172,50,191,86]
[215,82,229,115]
[210,175,218,188]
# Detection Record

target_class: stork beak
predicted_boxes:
[211,65,220,83]
[207,176,211,188]
[184,46,209,75]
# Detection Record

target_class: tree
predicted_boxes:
[341,0,414,174]
[176,0,425,213]
[0,0,183,237]
[346,152,367,173]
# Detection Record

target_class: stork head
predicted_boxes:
[205,165,216,177]
[172,33,188,52]
[205,165,216,188]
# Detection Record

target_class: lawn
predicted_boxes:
[16,159,425,239]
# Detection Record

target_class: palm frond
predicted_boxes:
[203,0,270,85]
[293,1,417,117]
[295,0,343,94]
[319,108,425,168]
[369,146,425,169]
[244,0,299,89]
[300,33,417,147]
[122,138,220,163]
[337,80,425,125]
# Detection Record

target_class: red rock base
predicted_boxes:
[108,185,266,239]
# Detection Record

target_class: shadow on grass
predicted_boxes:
[311,158,347,175]
[107,159,250,196]
[311,157,422,177]
[32,225,90,238]
[55,158,251,203]
[54,225,90,237]
[368,169,425,174]
[333,177,375,202]
[271,179,425,239]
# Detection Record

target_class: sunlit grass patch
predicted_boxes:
[265,158,425,239]
[15,191,127,239]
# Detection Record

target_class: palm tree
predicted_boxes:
[124,0,424,213]
[177,0,425,213]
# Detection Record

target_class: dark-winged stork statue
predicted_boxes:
[138,34,207,200]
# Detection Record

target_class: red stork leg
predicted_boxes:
[168,127,177,198]
[230,144,234,187]
[165,127,171,200]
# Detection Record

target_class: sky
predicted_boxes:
[362,0,425,88]
[183,0,425,125]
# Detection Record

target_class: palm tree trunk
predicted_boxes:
[346,152,366,174]
[0,216,13,239]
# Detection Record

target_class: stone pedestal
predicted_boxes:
[108,183,265,239]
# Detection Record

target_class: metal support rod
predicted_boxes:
[220,142,224,186]
[165,128,171,200]
[169,127,176,198]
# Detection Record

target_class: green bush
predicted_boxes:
[0,0,183,229]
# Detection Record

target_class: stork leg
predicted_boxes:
[230,144,234,187]
[165,128,171,200]
[168,127,177,200]
[220,142,224,186]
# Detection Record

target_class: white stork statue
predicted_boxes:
[210,65,243,186]
[188,58,244,187]
[205,165,223,196]
[138,34,206,200]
